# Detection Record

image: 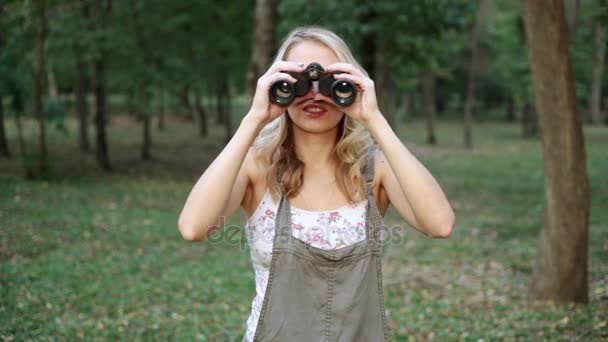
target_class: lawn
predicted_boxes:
[1,115,606,341]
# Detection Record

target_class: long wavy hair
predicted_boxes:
[254,26,375,203]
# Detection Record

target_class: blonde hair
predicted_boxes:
[254,26,375,202]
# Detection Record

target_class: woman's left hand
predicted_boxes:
[325,63,383,126]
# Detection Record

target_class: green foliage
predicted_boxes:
[2,0,254,120]
[3,0,605,123]
[277,1,476,105]
[569,0,608,101]
[486,0,533,106]
[0,5,31,116]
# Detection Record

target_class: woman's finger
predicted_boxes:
[325,62,365,77]
[259,72,299,88]
[332,72,374,91]
[266,61,305,75]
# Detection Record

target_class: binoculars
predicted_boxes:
[269,62,357,107]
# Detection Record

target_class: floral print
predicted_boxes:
[243,189,369,341]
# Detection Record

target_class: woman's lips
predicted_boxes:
[302,104,328,117]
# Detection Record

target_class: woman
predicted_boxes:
[178,26,455,341]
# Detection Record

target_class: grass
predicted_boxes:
[0,114,606,341]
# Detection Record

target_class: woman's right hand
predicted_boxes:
[246,61,305,126]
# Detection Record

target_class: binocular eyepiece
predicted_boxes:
[269,62,357,107]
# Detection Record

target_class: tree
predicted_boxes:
[33,0,49,175]
[566,0,580,41]
[486,1,536,136]
[129,0,154,161]
[91,0,112,171]
[247,0,277,97]
[74,1,91,152]
[0,92,8,158]
[588,0,607,124]
[421,71,437,144]
[0,10,9,158]
[524,0,590,304]
[0,1,33,177]
[463,0,486,149]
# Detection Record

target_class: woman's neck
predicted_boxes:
[292,127,339,167]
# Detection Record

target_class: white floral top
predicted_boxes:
[243,189,371,341]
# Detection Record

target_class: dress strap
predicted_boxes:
[275,175,292,238]
[362,146,385,249]
[364,147,376,185]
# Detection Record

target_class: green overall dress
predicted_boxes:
[250,149,389,342]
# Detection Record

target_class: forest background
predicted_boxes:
[0,0,607,340]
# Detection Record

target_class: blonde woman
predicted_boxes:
[178,26,455,341]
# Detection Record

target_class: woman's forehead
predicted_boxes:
[285,41,339,68]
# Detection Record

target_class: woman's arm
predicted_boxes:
[177,61,305,241]
[370,117,455,238]
[177,117,262,241]
[326,62,455,238]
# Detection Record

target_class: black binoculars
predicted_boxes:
[269,62,357,107]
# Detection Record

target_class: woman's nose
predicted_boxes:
[310,81,324,100]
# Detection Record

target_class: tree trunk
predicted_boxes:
[410,91,421,119]
[400,93,411,122]
[178,86,194,121]
[588,20,606,125]
[374,42,394,128]
[217,80,232,143]
[141,114,151,160]
[93,58,111,171]
[247,0,277,97]
[215,91,224,125]
[47,68,58,98]
[421,71,437,145]
[130,1,155,161]
[0,94,9,158]
[464,0,486,149]
[524,0,590,304]
[565,0,579,41]
[91,0,112,171]
[75,1,91,152]
[34,0,48,176]
[604,97,608,124]
[0,27,9,158]
[75,53,90,152]
[521,103,538,137]
[505,96,515,122]
[359,8,396,128]
[194,92,208,137]
[360,8,377,80]
[157,89,166,131]
[140,92,152,161]
[14,106,33,179]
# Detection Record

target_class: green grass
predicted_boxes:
[1,115,606,341]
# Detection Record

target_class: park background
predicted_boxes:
[0,0,607,341]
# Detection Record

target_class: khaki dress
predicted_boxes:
[249,150,389,341]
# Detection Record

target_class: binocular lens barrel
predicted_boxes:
[330,80,356,106]
[270,81,295,106]
[268,67,357,107]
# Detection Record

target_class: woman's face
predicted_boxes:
[284,40,344,135]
